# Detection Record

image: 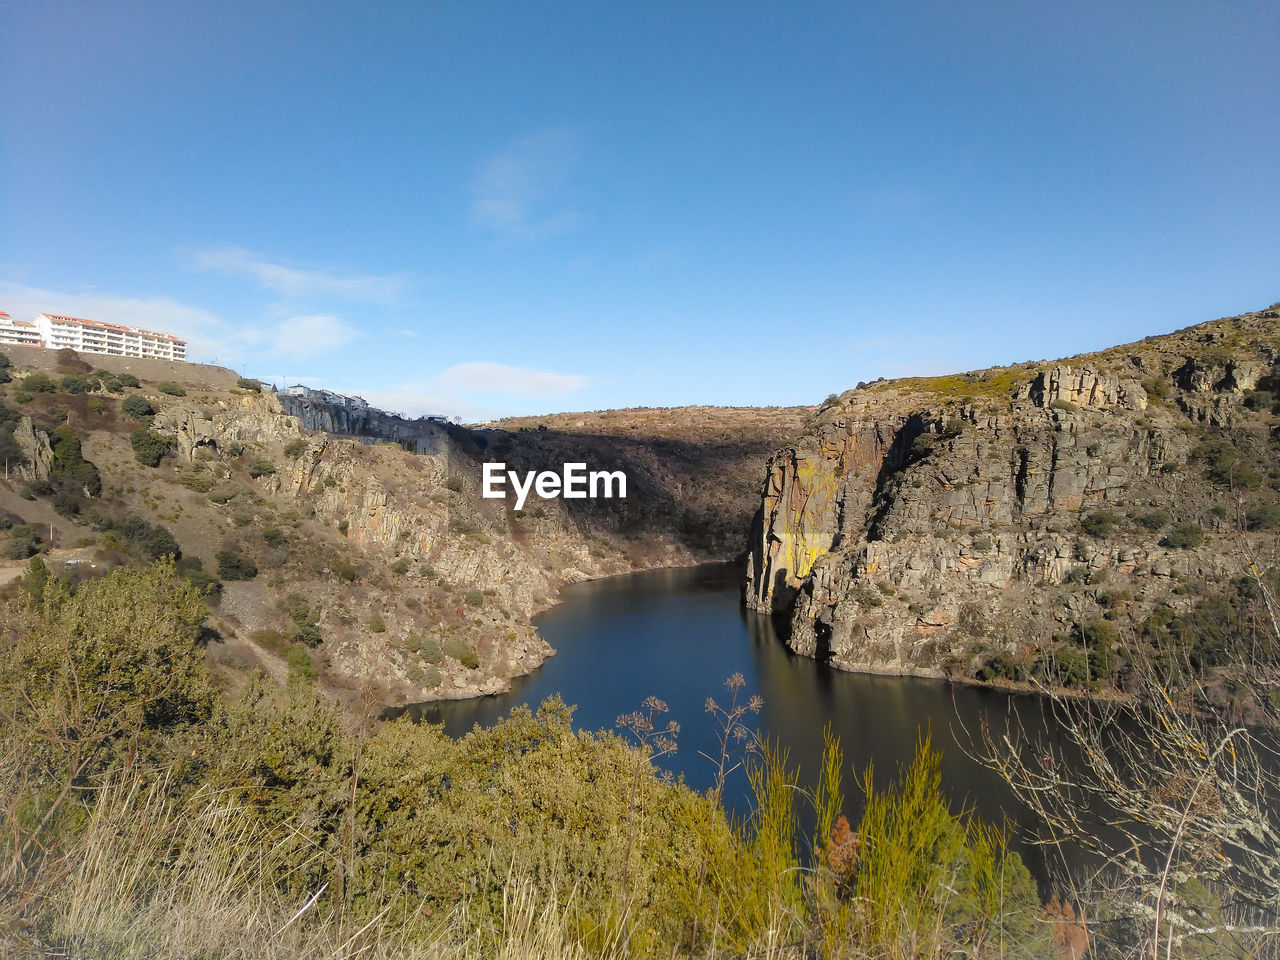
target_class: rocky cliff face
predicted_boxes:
[102,384,805,705]
[12,417,53,484]
[276,394,451,455]
[747,306,1280,684]
[143,391,614,700]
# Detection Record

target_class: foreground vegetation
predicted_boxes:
[0,560,1065,958]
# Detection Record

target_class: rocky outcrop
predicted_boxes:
[746,416,907,613]
[1016,364,1147,411]
[747,308,1280,683]
[277,394,449,455]
[13,417,53,484]
[154,394,302,460]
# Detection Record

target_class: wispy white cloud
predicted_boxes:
[471,128,583,240]
[189,247,410,303]
[268,314,361,359]
[432,361,587,396]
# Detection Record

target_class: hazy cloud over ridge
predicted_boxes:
[190,247,410,303]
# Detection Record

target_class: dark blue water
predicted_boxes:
[405,562,1072,882]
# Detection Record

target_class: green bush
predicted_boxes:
[248,457,276,478]
[37,485,73,515]
[977,652,1027,683]
[50,426,102,496]
[262,527,287,548]
[121,394,155,419]
[130,428,174,467]
[179,471,214,493]
[1080,511,1118,538]
[283,438,307,458]
[1245,389,1275,411]
[464,588,484,607]
[1136,509,1169,531]
[156,380,186,396]
[418,637,443,663]
[22,555,51,600]
[937,419,963,440]
[216,547,258,580]
[445,638,479,669]
[369,613,386,633]
[444,476,464,493]
[1142,376,1168,400]
[0,560,212,764]
[1084,619,1118,647]
[1245,505,1280,531]
[207,484,239,504]
[23,373,56,393]
[98,514,181,561]
[842,735,1043,957]
[3,524,41,560]
[236,378,262,392]
[116,373,140,388]
[182,566,222,601]
[60,375,88,394]
[284,645,317,681]
[1162,524,1206,549]
[1037,644,1090,687]
[1194,440,1263,489]
[851,583,884,607]
[282,594,322,646]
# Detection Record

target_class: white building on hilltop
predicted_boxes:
[33,314,186,361]
[0,312,43,347]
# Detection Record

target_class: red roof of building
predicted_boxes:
[44,314,130,332]
[39,313,185,344]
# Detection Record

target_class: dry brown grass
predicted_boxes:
[4,769,638,960]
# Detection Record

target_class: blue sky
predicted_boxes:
[2,2,1277,420]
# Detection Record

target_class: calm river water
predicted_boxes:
[406,562,1073,883]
